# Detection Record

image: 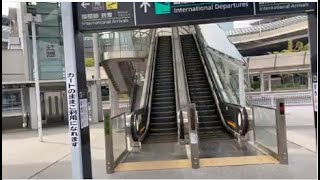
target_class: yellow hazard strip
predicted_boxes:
[200,155,278,167]
[115,159,191,172]
[115,155,278,172]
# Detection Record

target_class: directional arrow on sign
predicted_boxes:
[140,2,151,13]
[81,2,90,9]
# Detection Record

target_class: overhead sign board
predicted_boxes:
[75,2,316,32]
[135,2,254,26]
[255,2,316,15]
[76,2,135,31]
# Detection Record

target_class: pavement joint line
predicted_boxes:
[286,139,316,153]
[27,152,71,179]
[43,140,105,150]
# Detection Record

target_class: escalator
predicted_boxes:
[143,36,178,144]
[180,34,233,140]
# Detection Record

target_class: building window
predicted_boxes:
[101,86,109,101]
[2,90,21,111]
[27,2,65,81]
[271,73,308,91]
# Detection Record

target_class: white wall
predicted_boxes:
[2,49,25,82]
[198,24,244,62]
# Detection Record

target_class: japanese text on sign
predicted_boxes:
[67,72,80,147]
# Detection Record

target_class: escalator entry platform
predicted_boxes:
[114,139,277,172]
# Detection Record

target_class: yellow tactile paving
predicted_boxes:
[115,155,278,172]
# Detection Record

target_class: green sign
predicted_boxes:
[155,2,171,15]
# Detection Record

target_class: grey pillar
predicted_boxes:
[28,87,38,129]
[308,72,312,90]
[90,33,103,123]
[109,82,119,117]
[260,72,265,93]
[268,74,272,92]
[239,68,246,106]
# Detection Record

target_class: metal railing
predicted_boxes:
[226,15,307,37]
[247,91,312,107]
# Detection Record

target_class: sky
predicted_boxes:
[2,2,258,29]
[2,2,17,16]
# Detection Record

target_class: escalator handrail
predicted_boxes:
[171,33,182,142]
[172,27,192,142]
[130,29,157,142]
[138,36,159,142]
[191,32,249,136]
[177,31,195,143]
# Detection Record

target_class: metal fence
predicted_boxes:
[247,91,313,107]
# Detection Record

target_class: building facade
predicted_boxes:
[2,2,112,130]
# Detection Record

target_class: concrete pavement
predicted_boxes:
[2,106,317,179]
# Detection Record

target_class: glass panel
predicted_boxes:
[2,90,22,112]
[38,27,60,37]
[99,29,151,59]
[101,86,110,101]
[111,113,127,161]
[27,2,65,81]
[253,106,278,154]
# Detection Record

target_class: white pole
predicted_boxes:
[92,33,103,123]
[61,2,84,178]
[31,20,43,142]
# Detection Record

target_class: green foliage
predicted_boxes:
[85,58,94,67]
[271,40,309,54]
[301,43,309,51]
[294,41,304,51]
[287,40,293,51]
[251,81,260,90]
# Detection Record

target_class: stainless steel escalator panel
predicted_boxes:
[199,139,263,158]
[123,142,188,162]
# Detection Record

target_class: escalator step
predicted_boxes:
[151,106,176,112]
[198,121,222,128]
[197,109,217,116]
[181,34,234,141]
[150,122,177,129]
[150,117,176,124]
[151,111,176,117]
[198,115,219,122]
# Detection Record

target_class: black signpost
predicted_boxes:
[67,1,317,178]
[307,9,318,142]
